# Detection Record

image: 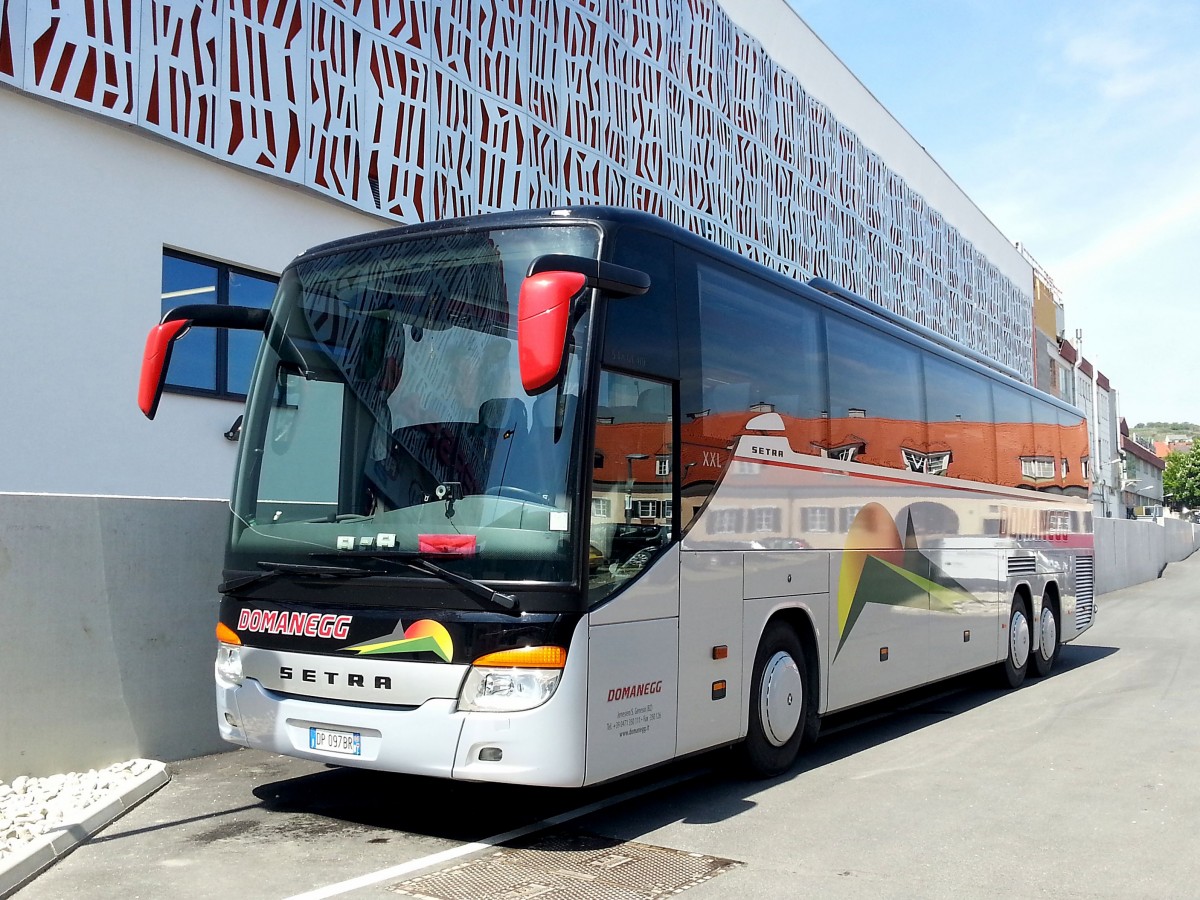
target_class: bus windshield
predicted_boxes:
[228,224,601,585]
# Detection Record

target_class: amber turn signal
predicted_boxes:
[472,646,567,668]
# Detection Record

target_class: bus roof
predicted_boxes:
[294,206,1081,419]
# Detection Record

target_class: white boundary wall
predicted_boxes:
[1094,517,1200,595]
[2,493,1195,780]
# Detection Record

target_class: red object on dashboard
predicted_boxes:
[418,534,478,556]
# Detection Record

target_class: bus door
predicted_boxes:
[583,372,680,783]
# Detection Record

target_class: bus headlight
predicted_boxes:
[215,643,244,686]
[457,646,566,713]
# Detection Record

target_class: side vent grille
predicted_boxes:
[1075,556,1095,629]
[1007,556,1037,578]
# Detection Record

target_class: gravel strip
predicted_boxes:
[0,760,158,862]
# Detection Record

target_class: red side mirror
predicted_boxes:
[138,318,191,419]
[517,271,586,394]
[137,304,269,419]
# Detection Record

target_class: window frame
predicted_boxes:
[1021,456,1056,481]
[160,248,278,402]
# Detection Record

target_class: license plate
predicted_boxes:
[309,726,361,756]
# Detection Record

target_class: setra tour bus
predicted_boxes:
[138,207,1095,786]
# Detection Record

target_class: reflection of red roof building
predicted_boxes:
[592,422,672,486]
[595,406,1092,522]
[595,412,1092,544]
[664,411,1090,493]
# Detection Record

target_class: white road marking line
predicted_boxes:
[281,768,706,900]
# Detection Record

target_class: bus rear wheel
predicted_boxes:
[1000,595,1031,688]
[1031,596,1060,677]
[741,622,808,778]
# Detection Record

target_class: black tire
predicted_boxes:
[999,595,1031,688]
[740,622,810,777]
[1031,595,1060,678]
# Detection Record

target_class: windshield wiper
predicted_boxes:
[309,551,520,616]
[219,561,374,595]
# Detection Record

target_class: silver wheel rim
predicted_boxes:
[759,651,803,747]
[1010,608,1030,669]
[1039,607,1057,662]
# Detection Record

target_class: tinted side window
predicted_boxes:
[1058,407,1090,495]
[602,228,678,380]
[826,314,924,471]
[925,355,995,483]
[589,372,675,603]
[696,262,825,422]
[683,260,826,522]
[993,384,1034,488]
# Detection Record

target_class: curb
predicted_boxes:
[0,761,170,898]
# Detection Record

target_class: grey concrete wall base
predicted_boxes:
[0,494,233,780]
[0,761,169,898]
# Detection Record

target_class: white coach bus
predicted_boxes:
[139,207,1095,785]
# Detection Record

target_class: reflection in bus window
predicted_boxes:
[826,313,924,471]
[686,261,824,519]
[589,372,674,601]
[925,355,995,483]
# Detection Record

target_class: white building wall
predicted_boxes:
[0,88,389,498]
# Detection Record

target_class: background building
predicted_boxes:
[1121,421,1165,517]
[1,0,1038,500]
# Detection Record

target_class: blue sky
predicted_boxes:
[785,0,1200,427]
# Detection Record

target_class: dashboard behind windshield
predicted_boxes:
[229,224,601,585]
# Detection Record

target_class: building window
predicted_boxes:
[820,442,865,462]
[636,499,661,519]
[1021,457,1056,481]
[161,249,277,399]
[656,456,671,476]
[802,507,833,533]
[591,497,612,519]
[708,508,743,534]
[751,507,781,532]
[838,506,863,532]
[902,449,951,476]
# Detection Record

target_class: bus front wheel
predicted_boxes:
[741,622,808,777]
